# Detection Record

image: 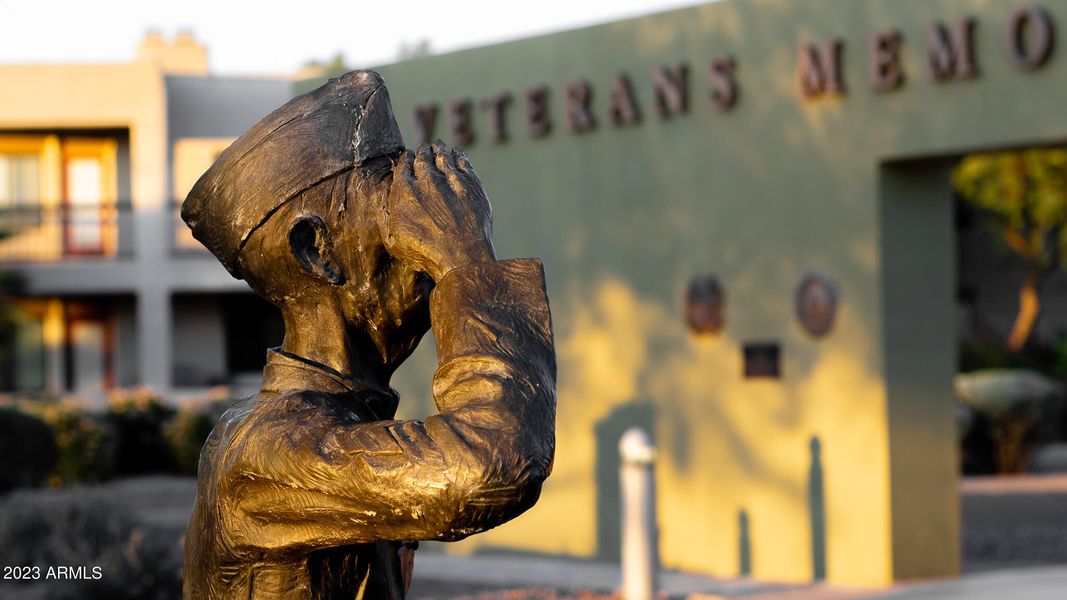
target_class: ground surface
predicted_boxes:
[5,474,1067,599]
[959,475,1067,572]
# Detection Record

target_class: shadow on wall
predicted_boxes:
[738,508,751,576]
[809,435,826,581]
[594,402,656,561]
[736,436,825,580]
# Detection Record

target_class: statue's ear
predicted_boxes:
[288,215,344,285]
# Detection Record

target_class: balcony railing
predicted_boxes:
[0,201,134,263]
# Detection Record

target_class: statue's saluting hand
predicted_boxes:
[380,140,496,282]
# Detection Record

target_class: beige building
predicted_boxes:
[5,0,1067,588]
[0,33,291,404]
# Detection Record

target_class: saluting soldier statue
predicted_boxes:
[180,70,556,600]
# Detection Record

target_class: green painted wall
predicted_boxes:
[307,0,1067,586]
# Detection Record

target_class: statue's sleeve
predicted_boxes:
[224,258,556,552]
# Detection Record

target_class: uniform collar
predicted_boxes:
[261,348,399,417]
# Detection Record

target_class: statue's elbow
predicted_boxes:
[441,450,550,539]
[497,450,550,510]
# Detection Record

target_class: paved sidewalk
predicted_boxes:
[409,552,793,597]
[409,553,1067,600]
[874,566,1067,600]
[961,474,1067,494]
[87,476,1067,598]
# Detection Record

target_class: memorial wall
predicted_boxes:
[301,0,1067,586]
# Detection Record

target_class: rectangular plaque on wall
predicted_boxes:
[743,342,781,379]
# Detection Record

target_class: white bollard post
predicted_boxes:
[619,427,657,600]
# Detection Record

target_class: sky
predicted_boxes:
[0,0,707,76]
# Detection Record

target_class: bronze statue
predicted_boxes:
[180,70,556,600]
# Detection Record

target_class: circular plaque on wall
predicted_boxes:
[795,271,839,337]
[685,274,725,335]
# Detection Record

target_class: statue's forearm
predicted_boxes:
[413,257,557,537]
[225,258,556,550]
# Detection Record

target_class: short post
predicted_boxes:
[619,427,657,600]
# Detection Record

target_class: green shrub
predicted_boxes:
[955,369,1064,473]
[960,339,1017,373]
[105,388,176,475]
[165,393,235,476]
[0,407,57,492]
[1,399,116,486]
[0,487,182,600]
[1053,337,1067,381]
[39,403,114,485]
[1,389,234,487]
[165,407,215,476]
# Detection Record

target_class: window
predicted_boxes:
[65,156,106,253]
[0,135,119,261]
[0,153,40,207]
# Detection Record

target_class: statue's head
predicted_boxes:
[181,71,431,371]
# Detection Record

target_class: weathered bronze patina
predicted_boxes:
[180,70,556,600]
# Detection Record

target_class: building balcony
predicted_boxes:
[0,201,134,264]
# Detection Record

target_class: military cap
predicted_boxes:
[181,70,405,278]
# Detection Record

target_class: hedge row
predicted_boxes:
[0,487,182,599]
[0,388,231,492]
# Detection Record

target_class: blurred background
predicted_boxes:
[1,0,1067,598]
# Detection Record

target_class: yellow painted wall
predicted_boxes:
[375,0,1067,587]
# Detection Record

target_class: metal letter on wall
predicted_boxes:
[565,79,597,134]
[798,39,846,98]
[1007,6,1056,71]
[413,103,439,145]
[927,18,979,81]
[449,99,475,149]
[708,55,739,110]
[608,72,642,127]
[685,274,725,335]
[795,271,839,338]
[525,85,552,138]
[481,92,513,144]
[652,62,689,119]
[870,30,906,92]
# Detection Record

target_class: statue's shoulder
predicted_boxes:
[212,390,381,470]
[202,391,311,480]
[203,392,300,460]
[217,390,360,450]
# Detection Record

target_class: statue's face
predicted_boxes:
[238,163,432,373]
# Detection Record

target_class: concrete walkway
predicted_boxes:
[873,566,1067,600]
[410,552,792,597]
[98,476,1067,598]
[409,553,1067,599]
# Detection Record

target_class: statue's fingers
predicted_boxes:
[441,149,468,198]
[431,141,467,193]
[399,148,415,173]
[431,139,450,158]
[433,142,457,175]
[434,142,457,173]
[413,143,440,182]
[456,150,475,174]
[390,150,416,190]
[453,150,490,212]
[387,150,417,209]
[416,143,454,210]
